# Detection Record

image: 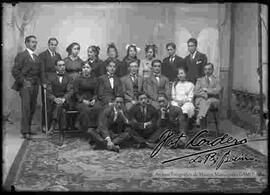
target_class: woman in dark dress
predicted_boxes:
[63,42,84,81]
[102,43,122,77]
[86,45,104,78]
[73,62,102,132]
[121,44,141,77]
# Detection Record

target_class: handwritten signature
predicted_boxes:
[150,129,257,169]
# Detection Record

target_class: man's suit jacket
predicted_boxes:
[97,74,123,106]
[128,103,158,130]
[46,72,73,102]
[184,51,207,84]
[98,105,129,139]
[121,75,144,102]
[38,49,62,80]
[162,55,186,82]
[11,50,44,91]
[157,105,182,128]
[194,75,222,100]
[143,74,170,102]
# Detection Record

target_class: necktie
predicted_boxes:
[32,53,37,61]
[170,57,174,63]
[206,76,210,86]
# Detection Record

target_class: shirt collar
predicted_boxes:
[205,75,212,81]
[170,54,176,59]
[107,72,114,78]
[154,73,161,77]
[26,48,34,56]
[48,49,55,56]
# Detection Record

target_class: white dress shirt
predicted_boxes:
[107,73,114,89]
[26,48,35,60]
[48,49,55,57]
[191,50,197,59]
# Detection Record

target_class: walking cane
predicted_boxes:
[43,85,49,136]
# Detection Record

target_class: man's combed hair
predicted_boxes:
[165,42,176,49]
[151,59,162,67]
[157,91,169,100]
[187,38,198,47]
[25,35,36,44]
[204,62,214,69]
[48,37,59,45]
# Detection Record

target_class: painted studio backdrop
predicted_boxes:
[2,3,268,128]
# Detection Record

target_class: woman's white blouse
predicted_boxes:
[171,80,195,118]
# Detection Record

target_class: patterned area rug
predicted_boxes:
[4,133,267,192]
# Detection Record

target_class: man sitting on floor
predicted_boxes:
[87,95,132,153]
[46,60,73,132]
[128,91,158,149]
[194,63,222,127]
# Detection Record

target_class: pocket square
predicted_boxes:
[196,60,202,64]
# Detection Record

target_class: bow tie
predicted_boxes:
[108,74,114,79]
[56,72,64,76]
[154,74,160,78]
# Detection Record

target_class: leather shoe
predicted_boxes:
[107,145,120,153]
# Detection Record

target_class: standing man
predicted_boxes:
[121,60,144,110]
[39,37,62,132]
[194,63,222,127]
[162,42,186,82]
[11,35,45,140]
[184,38,207,84]
[144,59,170,109]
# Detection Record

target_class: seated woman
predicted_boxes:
[73,62,102,132]
[139,44,157,78]
[102,43,122,77]
[63,42,84,81]
[121,44,141,77]
[171,66,195,132]
[86,45,104,78]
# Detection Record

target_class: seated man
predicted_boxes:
[87,95,131,153]
[97,58,123,107]
[143,59,170,109]
[194,63,222,127]
[46,60,73,132]
[121,60,144,110]
[128,92,158,149]
[152,92,186,142]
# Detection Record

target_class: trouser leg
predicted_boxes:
[87,128,107,149]
[112,131,131,146]
[19,87,32,134]
[197,99,211,119]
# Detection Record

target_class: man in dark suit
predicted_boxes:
[97,59,123,107]
[11,35,45,140]
[162,42,186,82]
[39,37,62,132]
[87,96,131,153]
[128,92,158,149]
[46,60,73,132]
[184,38,207,84]
[121,60,144,110]
[194,63,222,127]
[143,59,170,109]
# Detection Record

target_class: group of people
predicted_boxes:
[11,35,222,152]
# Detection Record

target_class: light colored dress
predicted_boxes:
[171,80,195,118]
[139,58,155,78]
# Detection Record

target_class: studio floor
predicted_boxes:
[2,119,268,191]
